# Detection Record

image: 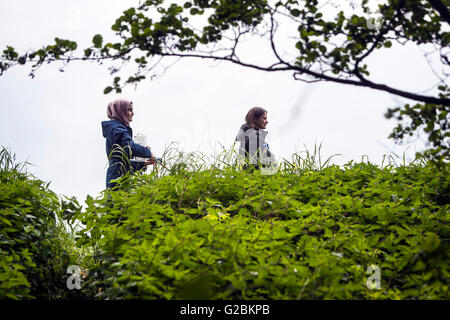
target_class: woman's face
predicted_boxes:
[255,112,268,129]
[127,103,134,122]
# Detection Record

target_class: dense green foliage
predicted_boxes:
[386,85,450,163]
[1,146,448,299]
[70,154,449,300]
[0,148,88,299]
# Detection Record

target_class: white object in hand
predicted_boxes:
[134,133,148,161]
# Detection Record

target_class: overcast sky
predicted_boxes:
[0,1,442,204]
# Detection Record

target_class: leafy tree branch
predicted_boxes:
[1,0,449,160]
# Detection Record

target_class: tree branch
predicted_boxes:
[160,51,450,105]
[427,0,450,25]
[297,65,450,105]
[354,5,401,75]
[269,9,288,67]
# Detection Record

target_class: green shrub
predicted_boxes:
[0,147,90,299]
[1,144,448,299]
[72,151,449,299]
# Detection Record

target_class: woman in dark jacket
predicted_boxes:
[101,98,155,189]
[235,106,275,170]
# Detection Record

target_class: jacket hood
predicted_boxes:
[239,123,267,133]
[102,120,124,138]
[236,123,267,141]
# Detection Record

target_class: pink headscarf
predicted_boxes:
[107,98,132,126]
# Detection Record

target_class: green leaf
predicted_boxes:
[290,9,301,17]
[18,56,26,65]
[84,48,92,57]
[442,32,450,46]
[422,232,441,253]
[92,34,103,48]
[104,86,113,94]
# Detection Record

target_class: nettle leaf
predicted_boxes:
[421,232,441,253]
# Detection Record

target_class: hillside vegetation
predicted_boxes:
[1,146,449,299]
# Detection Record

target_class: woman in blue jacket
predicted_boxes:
[101,98,155,189]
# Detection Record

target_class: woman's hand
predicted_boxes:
[144,155,157,170]
[144,146,156,167]
[144,155,156,165]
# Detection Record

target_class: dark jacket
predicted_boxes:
[101,120,152,189]
[235,123,272,168]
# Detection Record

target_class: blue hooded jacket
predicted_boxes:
[101,120,152,189]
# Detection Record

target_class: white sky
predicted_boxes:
[0,1,442,204]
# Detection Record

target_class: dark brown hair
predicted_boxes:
[245,106,267,128]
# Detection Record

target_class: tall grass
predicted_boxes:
[150,141,243,177]
[280,142,341,174]
[1,146,91,283]
[0,146,30,175]
[141,141,430,180]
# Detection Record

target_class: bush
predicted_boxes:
[72,151,449,299]
[0,147,90,299]
[1,145,448,299]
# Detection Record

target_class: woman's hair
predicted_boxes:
[245,106,267,128]
[107,98,132,126]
